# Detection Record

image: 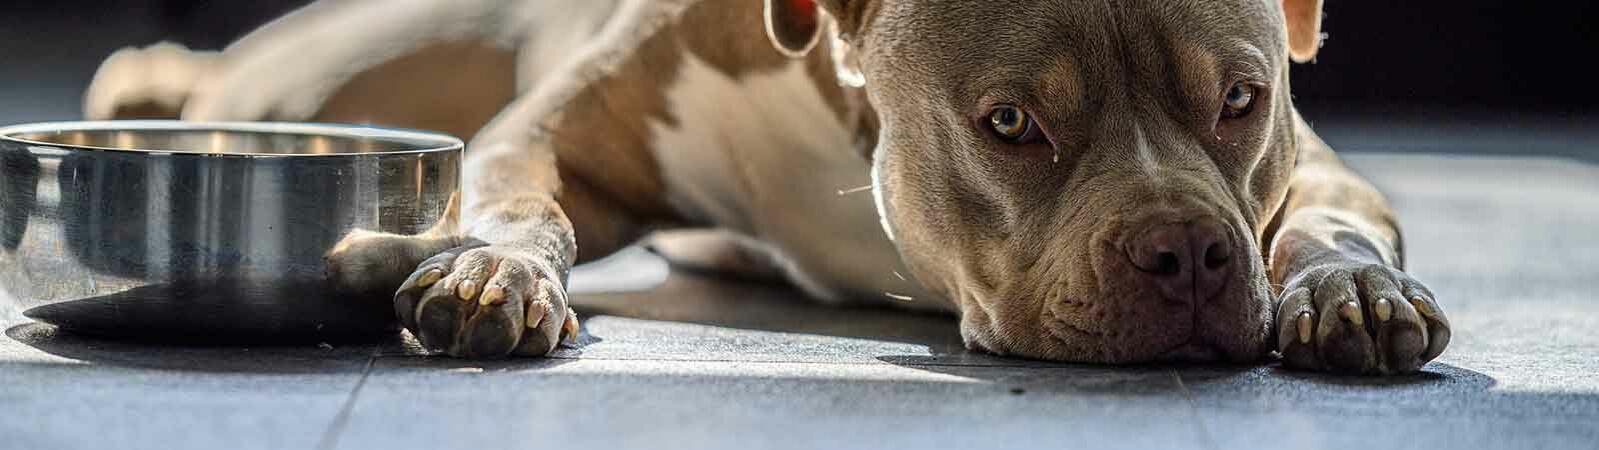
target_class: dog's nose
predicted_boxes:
[1124,218,1233,304]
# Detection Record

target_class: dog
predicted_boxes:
[83,0,1449,374]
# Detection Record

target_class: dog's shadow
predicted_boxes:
[564,256,1497,394]
[2,247,1496,391]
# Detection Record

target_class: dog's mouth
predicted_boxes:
[1038,298,1237,364]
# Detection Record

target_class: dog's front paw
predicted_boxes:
[1276,263,1450,374]
[324,229,455,300]
[394,245,577,358]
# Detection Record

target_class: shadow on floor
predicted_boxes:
[5,321,382,373]
[4,265,1503,395]
[880,353,1497,393]
[571,268,962,345]
[6,320,593,374]
[569,269,1504,391]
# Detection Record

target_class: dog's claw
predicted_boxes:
[457,280,479,302]
[562,311,580,342]
[1296,312,1313,344]
[479,286,506,306]
[1340,301,1363,327]
[1409,296,1434,318]
[1373,297,1392,322]
[416,269,443,288]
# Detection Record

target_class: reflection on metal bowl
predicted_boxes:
[0,121,461,341]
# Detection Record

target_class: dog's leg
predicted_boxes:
[1267,114,1451,374]
[82,0,652,353]
[389,2,696,357]
[83,0,621,140]
[389,102,672,356]
[88,0,517,122]
[83,42,221,119]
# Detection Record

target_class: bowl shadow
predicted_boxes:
[5,321,385,374]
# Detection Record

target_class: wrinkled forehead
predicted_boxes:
[865,0,1287,96]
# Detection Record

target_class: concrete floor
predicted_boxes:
[3,8,1597,448]
[3,150,1598,449]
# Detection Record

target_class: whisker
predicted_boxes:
[885,292,914,302]
[836,185,872,196]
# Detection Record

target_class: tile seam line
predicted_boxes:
[1172,369,1222,450]
[314,346,380,450]
[374,353,1104,369]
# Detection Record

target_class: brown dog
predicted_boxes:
[85,0,1449,374]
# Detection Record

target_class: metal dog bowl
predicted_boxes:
[0,121,461,341]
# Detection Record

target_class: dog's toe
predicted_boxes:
[1310,273,1377,373]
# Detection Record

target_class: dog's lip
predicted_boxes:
[1043,311,1220,363]
[1041,304,1122,362]
[1043,302,1103,338]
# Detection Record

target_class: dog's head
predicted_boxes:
[766,0,1326,363]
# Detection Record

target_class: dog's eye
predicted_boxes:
[987,105,1041,144]
[1221,83,1257,119]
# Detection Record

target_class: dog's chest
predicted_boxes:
[644,54,935,307]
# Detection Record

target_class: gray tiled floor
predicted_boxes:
[0,325,374,450]
[3,152,1599,449]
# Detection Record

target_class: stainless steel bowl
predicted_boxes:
[0,121,461,341]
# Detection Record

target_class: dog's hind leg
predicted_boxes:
[82,0,623,141]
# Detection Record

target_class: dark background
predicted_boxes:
[2,0,1596,155]
[1299,1,1597,114]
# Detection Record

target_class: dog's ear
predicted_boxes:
[1282,0,1324,63]
[765,0,868,86]
[765,0,824,57]
[765,0,847,57]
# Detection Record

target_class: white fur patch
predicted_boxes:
[649,54,931,307]
[870,156,896,242]
[1133,123,1163,183]
[647,54,769,232]
[511,0,625,89]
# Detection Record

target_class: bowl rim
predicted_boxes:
[0,120,464,157]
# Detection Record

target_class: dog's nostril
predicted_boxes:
[1203,242,1231,270]
[1153,251,1182,275]
[1123,219,1233,304]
